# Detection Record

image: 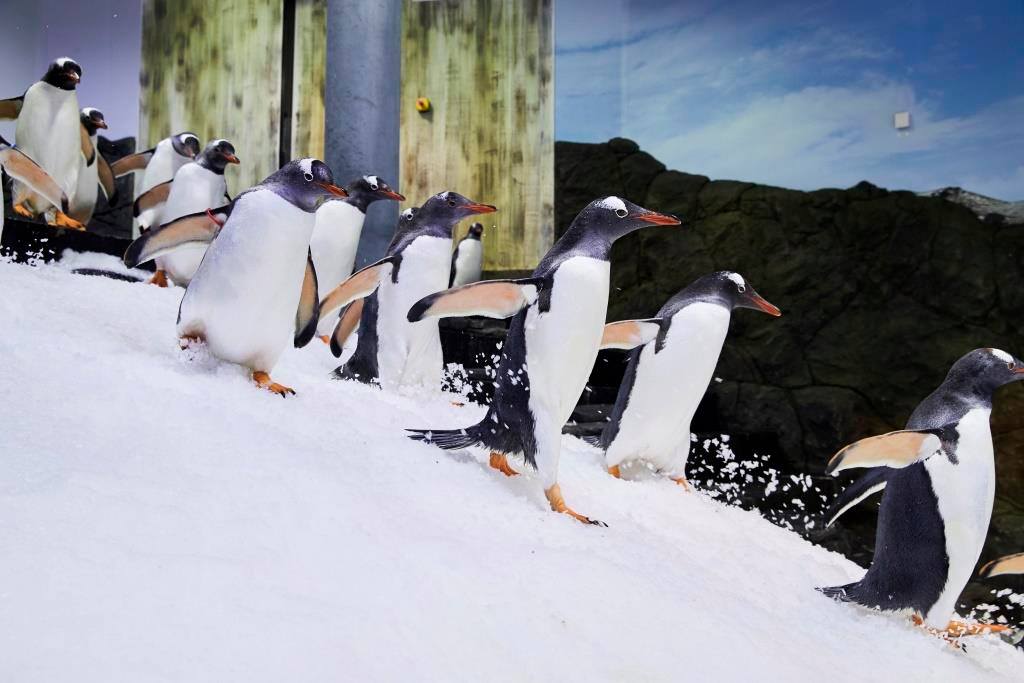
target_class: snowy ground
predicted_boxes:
[1,254,1022,682]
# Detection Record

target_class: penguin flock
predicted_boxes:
[4,56,1023,646]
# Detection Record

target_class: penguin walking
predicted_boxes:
[318,192,496,390]
[310,175,404,335]
[0,135,71,240]
[0,58,85,229]
[138,139,238,287]
[111,131,200,239]
[820,348,1024,636]
[68,107,117,225]
[596,272,781,488]
[449,222,484,287]
[406,197,681,525]
[123,159,348,395]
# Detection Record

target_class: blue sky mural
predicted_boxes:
[556,0,1024,199]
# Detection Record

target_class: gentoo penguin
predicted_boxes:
[112,132,201,238]
[0,58,85,229]
[820,348,1024,635]
[0,135,71,240]
[406,197,681,525]
[319,192,496,390]
[123,159,347,395]
[141,139,238,287]
[449,221,484,287]
[68,107,117,225]
[596,271,781,488]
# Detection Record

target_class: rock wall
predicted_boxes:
[556,138,1023,540]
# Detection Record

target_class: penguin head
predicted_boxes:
[43,58,81,90]
[416,191,497,235]
[713,272,781,316]
[948,348,1024,395]
[342,175,406,210]
[196,139,240,174]
[79,108,107,135]
[172,132,201,159]
[576,196,680,243]
[264,158,348,212]
[468,222,485,239]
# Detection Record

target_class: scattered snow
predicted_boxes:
[0,256,1021,681]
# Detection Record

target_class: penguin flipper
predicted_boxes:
[97,154,117,203]
[599,318,664,350]
[294,250,320,348]
[318,255,399,320]
[123,203,231,267]
[824,468,889,527]
[0,145,69,213]
[407,277,546,322]
[133,180,173,218]
[329,299,364,358]
[109,149,155,177]
[825,429,944,475]
[0,96,23,121]
[979,553,1024,579]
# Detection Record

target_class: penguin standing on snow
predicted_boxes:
[406,197,681,525]
[123,159,348,395]
[596,271,781,488]
[318,192,496,390]
[68,107,117,225]
[0,135,71,240]
[820,348,1024,636]
[138,139,238,287]
[310,175,404,337]
[0,58,85,229]
[449,222,485,287]
[112,131,201,237]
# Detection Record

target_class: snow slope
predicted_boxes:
[0,256,1021,682]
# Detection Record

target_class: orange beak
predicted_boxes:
[69,71,80,83]
[748,292,782,317]
[380,189,405,201]
[223,153,240,164]
[317,182,348,197]
[639,211,681,226]
[465,203,497,214]
[95,119,108,129]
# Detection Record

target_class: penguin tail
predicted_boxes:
[817,582,857,602]
[580,433,603,448]
[407,425,482,451]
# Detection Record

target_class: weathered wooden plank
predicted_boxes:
[139,0,283,191]
[400,0,554,272]
[291,0,327,160]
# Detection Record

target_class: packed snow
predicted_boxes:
[1,253,1021,682]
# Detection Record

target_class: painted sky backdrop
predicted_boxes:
[556,0,1024,199]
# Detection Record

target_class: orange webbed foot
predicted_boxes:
[51,210,86,230]
[489,451,519,477]
[607,464,621,479]
[149,270,169,287]
[545,483,607,527]
[252,370,296,397]
[671,476,691,491]
[12,203,34,219]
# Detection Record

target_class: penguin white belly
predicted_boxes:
[606,303,730,474]
[14,83,80,210]
[376,235,451,390]
[177,189,313,372]
[311,202,365,334]
[923,408,995,627]
[135,140,185,236]
[69,151,98,223]
[523,257,609,473]
[452,240,482,287]
[159,166,226,286]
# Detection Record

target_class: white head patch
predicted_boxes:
[299,158,315,175]
[364,175,379,190]
[81,107,100,117]
[725,272,746,290]
[596,196,627,213]
[402,207,417,219]
[990,348,1013,364]
[55,57,75,68]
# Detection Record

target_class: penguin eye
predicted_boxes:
[370,183,379,191]
[303,172,314,182]
[448,199,457,207]
[737,283,746,293]
[1009,362,1016,371]
[614,208,628,218]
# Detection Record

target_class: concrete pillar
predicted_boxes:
[324,0,402,267]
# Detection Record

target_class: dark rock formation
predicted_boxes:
[556,137,1024,569]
